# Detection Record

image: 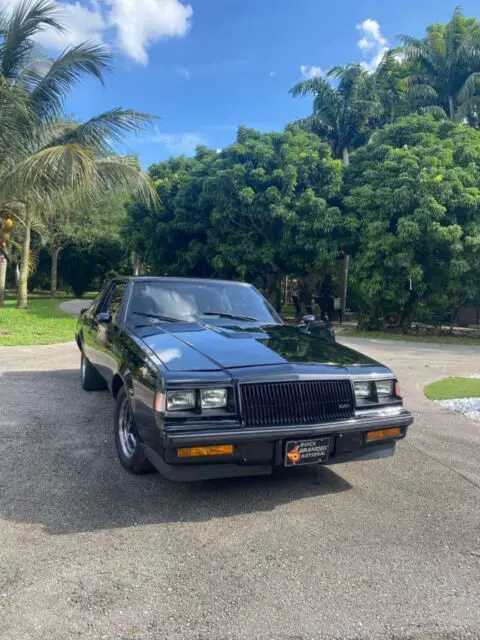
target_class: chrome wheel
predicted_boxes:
[118,395,137,459]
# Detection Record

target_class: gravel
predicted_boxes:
[438,398,480,423]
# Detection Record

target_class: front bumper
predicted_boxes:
[144,409,413,481]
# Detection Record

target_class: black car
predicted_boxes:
[76,277,413,481]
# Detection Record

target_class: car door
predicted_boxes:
[90,281,127,384]
[81,283,112,367]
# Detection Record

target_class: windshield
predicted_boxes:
[127,280,282,325]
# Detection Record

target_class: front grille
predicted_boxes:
[240,380,355,427]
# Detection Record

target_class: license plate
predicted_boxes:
[285,438,331,467]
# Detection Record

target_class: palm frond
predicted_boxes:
[419,105,448,119]
[45,108,156,155]
[28,42,113,122]
[327,63,365,82]
[444,5,464,61]
[456,95,480,120]
[399,35,445,79]
[0,0,64,79]
[293,115,335,140]
[407,83,439,102]
[92,157,158,208]
[0,143,96,203]
[290,76,332,98]
[0,80,34,160]
[458,72,480,102]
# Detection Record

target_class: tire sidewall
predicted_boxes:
[114,386,141,471]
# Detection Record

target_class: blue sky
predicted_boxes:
[5,0,479,167]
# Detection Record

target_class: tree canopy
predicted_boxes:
[344,115,480,327]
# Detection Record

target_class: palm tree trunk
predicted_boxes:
[0,255,7,307]
[14,262,20,291]
[16,207,32,309]
[50,246,62,298]
[340,149,350,322]
[448,96,455,120]
[340,252,350,324]
[132,251,141,276]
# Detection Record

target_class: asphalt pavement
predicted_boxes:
[0,338,479,640]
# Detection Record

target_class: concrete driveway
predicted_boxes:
[0,338,479,640]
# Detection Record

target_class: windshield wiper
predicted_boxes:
[201,312,259,322]
[133,312,184,323]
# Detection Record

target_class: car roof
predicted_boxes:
[115,276,253,287]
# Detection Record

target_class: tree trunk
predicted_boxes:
[340,252,350,324]
[400,293,416,332]
[448,96,455,120]
[16,208,32,309]
[0,254,6,307]
[50,246,61,298]
[14,262,20,291]
[342,147,350,168]
[132,251,142,276]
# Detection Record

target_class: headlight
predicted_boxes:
[376,379,394,397]
[354,381,373,399]
[166,390,196,411]
[201,388,228,409]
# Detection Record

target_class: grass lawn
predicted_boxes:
[0,294,77,346]
[424,378,480,401]
[342,329,480,346]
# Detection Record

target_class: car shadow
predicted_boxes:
[0,369,352,535]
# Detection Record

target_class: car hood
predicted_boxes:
[137,322,379,372]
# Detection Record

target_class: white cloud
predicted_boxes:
[35,1,107,49]
[106,0,193,66]
[356,18,389,72]
[300,64,325,80]
[0,0,193,66]
[148,130,206,155]
[175,65,190,79]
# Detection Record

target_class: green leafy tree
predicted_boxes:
[344,115,480,329]
[123,152,216,277]
[125,127,347,310]
[43,191,128,297]
[203,126,344,309]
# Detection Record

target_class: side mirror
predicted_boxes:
[96,311,112,324]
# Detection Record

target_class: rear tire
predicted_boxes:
[80,352,107,391]
[114,387,155,474]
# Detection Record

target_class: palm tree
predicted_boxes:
[400,6,480,122]
[290,64,382,167]
[0,0,155,307]
[3,111,155,307]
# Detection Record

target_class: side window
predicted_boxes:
[105,283,127,322]
[89,284,110,315]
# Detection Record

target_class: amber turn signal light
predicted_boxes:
[176,445,234,458]
[366,427,402,442]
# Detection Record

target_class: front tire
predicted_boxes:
[114,387,154,474]
[81,352,107,391]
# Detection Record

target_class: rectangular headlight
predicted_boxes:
[376,379,394,397]
[166,390,196,411]
[354,381,373,399]
[201,388,228,409]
